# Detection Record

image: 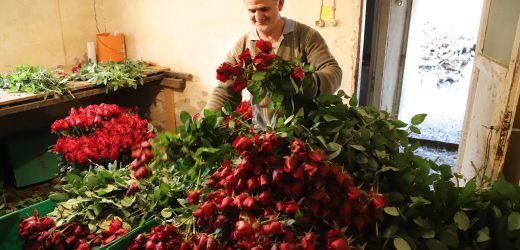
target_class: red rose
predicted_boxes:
[187,190,202,205]
[328,238,350,250]
[232,135,253,152]
[256,39,273,53]
[133,166,150,180]
[124,182,139,197]
[38,217,55,231]
[347,186,361,200]
[216,62,234,82]
[291,67,305,81]
[238,48,252,65]
[232,76,248,93]
[230,64,245,76]
[234,220,253,238]
[372,195,386,209]
[302,232,316,250]
[290,139,306,153]
[284,200,299,214]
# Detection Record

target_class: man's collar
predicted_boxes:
[249,17,294,41]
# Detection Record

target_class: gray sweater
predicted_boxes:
[205,18,342,128]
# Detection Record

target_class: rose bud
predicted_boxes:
[285,201,299,214]
[347,186,361,200]
[51,231,64,244]
[38,217,55,231]
[65,235,77,245]
[109,219,123,233]
[242,197,257,211]
[126,182,140,196]
[135,233,148,244]
[37,231,50,242]
[192,208,205,218]
[308,149,326,162]
[263,221,284,235]
[131,148,142,159]
[129,159,142,171]
[76,240,90,250]
[284,156,298,173]
[328,238,350,250]
[201,202,216,217]
[206,237,218,250]
[187,190,202,205]
[144,240,156,250]
[218,196,234,211]
[372,195,386,209]
[259,191,272,205]
[234,220,253,238]
[302,232,316,250]
[140,141,151,149]
[232,136,253,152]
[133,166,150,180]
[180,242,190,250]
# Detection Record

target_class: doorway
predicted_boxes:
[359,0,484,167]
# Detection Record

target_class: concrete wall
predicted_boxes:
[0,0,362,119]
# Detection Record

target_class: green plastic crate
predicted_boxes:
[0,199,55,250]
[6,132,59,187]
[0,199,140,250]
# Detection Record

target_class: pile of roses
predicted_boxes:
[173,131,386,249]
[52,103,155,166]
[18,210,128,250]
[128,224,188,250]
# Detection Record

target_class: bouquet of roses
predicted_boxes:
[216,40,315,109]
[51,103,155,169]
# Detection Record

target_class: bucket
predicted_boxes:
[96,33,126,63]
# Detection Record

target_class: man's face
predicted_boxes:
[243,0,284,35]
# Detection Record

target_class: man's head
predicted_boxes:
[243,0,285,37]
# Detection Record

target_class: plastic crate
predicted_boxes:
[5,132,59,188]
[0,199,55,250]
[0,199,141,250]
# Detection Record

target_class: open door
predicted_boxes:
[457,0,520,180]
[365,0,412,115]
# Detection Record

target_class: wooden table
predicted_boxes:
[0,65,191,138]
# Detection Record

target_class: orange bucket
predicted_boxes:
[96,33,126,63]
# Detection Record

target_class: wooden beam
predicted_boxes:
[159,77,186,90]
[164,71,193,81]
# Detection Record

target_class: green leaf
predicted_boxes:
[411,113,427,125]
[421,229,436,239]
[180,111,191,124]
[393,237,412,250]
[384,207,400,216]
[409,125,421,134]
[161,207,173,218]
[350,144,366,151]
[383,224,399,238]
[83,174,99,188]
[438,228,459,247]
[349,95,358,107]
[454,211,470,231]
[252,71,266,81]
[121,196,135,207]
[410,196,431,206]
[48,192,69,202]
[476,227,490,242]
[413,216,433,228]
[508,211,520,231]
[92,202,102,217]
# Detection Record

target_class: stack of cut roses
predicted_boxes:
[52,103,154,166]
[129,140,154,180]
[134,131,384,249]
[18,210,128,250]
[127,224,189,250]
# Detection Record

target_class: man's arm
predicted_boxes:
[302,28,342,98]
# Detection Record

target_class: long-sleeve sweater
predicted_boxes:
[205,18,342,128]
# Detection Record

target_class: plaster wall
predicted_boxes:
[100,0,362,116]
[0,0,362,120]
[0,0,99,71]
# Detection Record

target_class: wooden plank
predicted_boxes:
[164,71,193,80]
[143,65,170,76]
[159,78,186,90]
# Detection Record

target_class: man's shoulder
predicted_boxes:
[288,18,319,36]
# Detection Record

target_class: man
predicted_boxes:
[205,0,342,128]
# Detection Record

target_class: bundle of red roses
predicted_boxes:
[18,210,128,250]
[178,131,385,249]
[216,40,315,107]
[52,103,154,167]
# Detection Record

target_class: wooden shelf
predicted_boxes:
[0,66,187,117]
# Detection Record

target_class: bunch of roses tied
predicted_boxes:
[18,210,128,250]
[174,131,386,249]
[216,39,315,108]
[51,103,155,168]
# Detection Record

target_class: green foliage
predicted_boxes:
[0,65,68,98]
[71,60,145,92]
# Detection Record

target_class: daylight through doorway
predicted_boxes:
[398,0,484,166]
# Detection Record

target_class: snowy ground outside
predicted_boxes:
[398,0,483,167]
